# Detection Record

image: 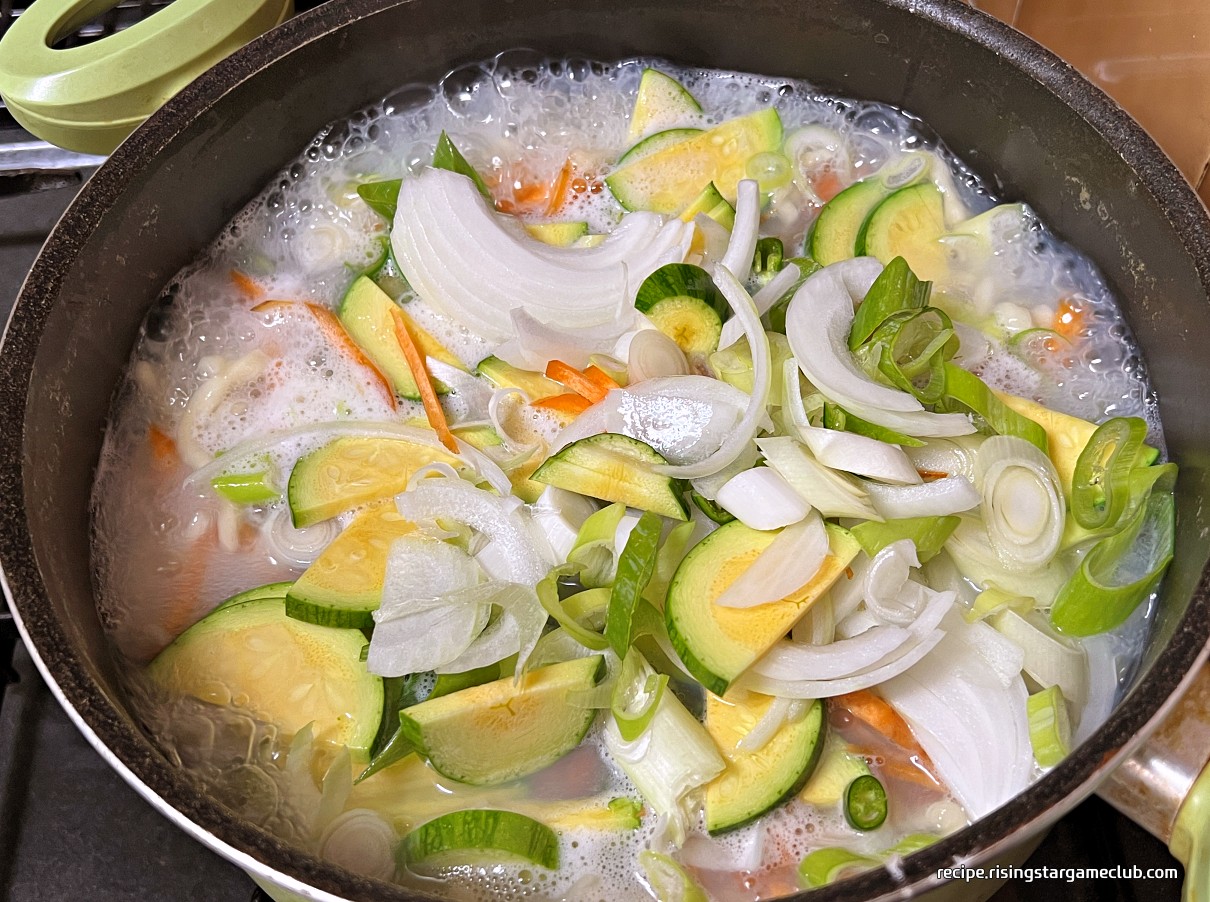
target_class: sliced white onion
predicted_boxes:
[627,329,690,382]
[721,179,761,283]
[865,475,981,520]
[437,581,547,676]
[752,262,803,315]
[494,304,635,370]
[988,609,1088,708]
[754,625,914,680]
[792,593,836,646]
[715,511,828,608]
[395,478,552,585]
[864,540,927,625]
[393,168,691,343]
[974,435,1064,570]
[318,809,397,881]
[880,622,1034,820]
[690,440,760,501]
[757,436,881,520]
[426,357,495,424]
[654,267,771,479]
[952,615,1025,687]
[797,424,922,485]
[693,213,732,267]
[738,699,807,754]
[530,486,598,563]
[715,467,812,531]
[739,628,945,699]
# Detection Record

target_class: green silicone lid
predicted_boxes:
[0,0,294,154]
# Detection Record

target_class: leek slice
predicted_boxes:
[1050,491,1175,636]
[567,502,628,588]
[638,851,708,902]
[612,648,671,741]
[1026,685,1071,768]
[537,569,610,652]
[1070,416,1146,530]
[851,515,959,563]
[938,363,1048,453]
[848,255,931,350]
[606,511,664,657]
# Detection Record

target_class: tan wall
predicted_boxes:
[971,0,1210,207]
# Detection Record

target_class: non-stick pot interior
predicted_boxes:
[3,0,1209,899]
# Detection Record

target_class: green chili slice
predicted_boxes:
[844,774,889,831]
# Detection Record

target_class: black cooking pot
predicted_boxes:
[2,0,1209,900]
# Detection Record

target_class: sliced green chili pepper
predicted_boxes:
[605,511,664,657]
[1071,416,1147,530]
[691,491,735,525]
[798,847,881,888]
[844,774,889,831]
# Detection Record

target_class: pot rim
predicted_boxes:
[2,0,1209,900]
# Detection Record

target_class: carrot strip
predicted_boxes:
[390,306,459,453]
[1053,296,1087,342]
[230,270,265,300]
[836,689,924,756]
[545,159,574,216]
[532,392,593,416]
[581,364,622,397]
[544,359,618,404]
[148,425,178,466]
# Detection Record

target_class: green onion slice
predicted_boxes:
[638,850,708,901]
[823,402,925,447]
[1050,490,1175,636]
[1071,416,1147,530]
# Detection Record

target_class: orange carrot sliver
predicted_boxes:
[836,689,923,756]
[532,391,593,416]
[390,306,459,454]
[230,269,265,300]
[545,159,574,216]
[544,359,618,404]
[1054,296,1087,341]
[148,424,178,466]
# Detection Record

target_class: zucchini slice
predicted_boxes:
[855,182,947,278]
[287,435,461,527]
[532,434,689,521]
[402,809,560,872]
[679,182,736,229]
[524,221,590,247]
[285,505,416,628]
[618,127,704,165]
[628,68,703,142]
[606,108,783,214]
[705,692,826,833]
[399,656,604,785]
[645,296,723,356]
[147,595,382,752]
[338,275,460,400]
[666,521,861,695]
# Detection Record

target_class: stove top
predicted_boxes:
[0,3,1189,900]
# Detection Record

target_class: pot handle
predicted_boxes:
[1098,660,1210,899]
[0,0,294,155]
